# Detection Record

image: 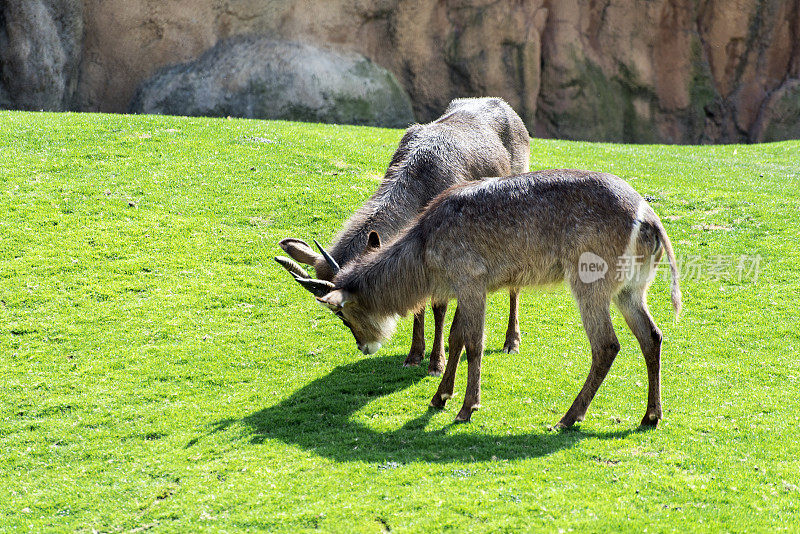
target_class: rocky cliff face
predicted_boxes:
[1,0,798,143]
[0,0,83,111]
[537,0,800,143]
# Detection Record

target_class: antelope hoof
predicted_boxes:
[640,412,661,428]
[455,404,479,423]
[429,392,451,409]
[454,411,472,423]
[502,335,520,354]
[403,351,423,367]
[551,417,574,431]
[428,360,445,376]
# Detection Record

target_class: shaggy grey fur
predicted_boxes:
[278,97,530,372]
[321,170,681,428]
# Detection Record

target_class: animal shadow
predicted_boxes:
[220,354,635,464]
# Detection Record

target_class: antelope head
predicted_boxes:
[276,232,392,354]
[317,287,398,355]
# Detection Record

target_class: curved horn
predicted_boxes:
[296,277,335,297]
[313,239,340,275]
[274,255,310,279]
[276,255,334,297]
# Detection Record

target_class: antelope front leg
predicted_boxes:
[454,337,484,422]
[430,307,462,409]
[454,294,487,422]
[428,302,448,376]
[403,309,426,367]
[502,288,521,354]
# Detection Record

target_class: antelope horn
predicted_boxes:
[275,256,334,297]
[295,277,335,297]
[313,239,340,275]
[274,255,310,279]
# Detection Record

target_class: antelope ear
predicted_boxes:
[316,289,352,310]
[367,231,381,249]
[279,238,323,266]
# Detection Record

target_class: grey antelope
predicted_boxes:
[313,169,681,428]
[276,97,530,374]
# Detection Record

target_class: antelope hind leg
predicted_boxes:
[556,300,619,429]
[615,288,664,427]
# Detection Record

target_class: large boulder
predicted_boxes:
[752,80,800,142]
[0,0,83,111]
[128,37,415,128]
[0,85,12,110]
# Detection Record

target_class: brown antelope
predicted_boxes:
[276,97,530,374]
[310,169,681,428]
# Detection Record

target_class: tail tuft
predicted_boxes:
[671,270,682,321]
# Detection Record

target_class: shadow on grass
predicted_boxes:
[215,354,636,463]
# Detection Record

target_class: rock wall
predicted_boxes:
[537,0,800,142]
[1,0,798,143]
[0,0,83,111]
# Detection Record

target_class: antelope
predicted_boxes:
[310,169,681,428]
[276,97,530,374]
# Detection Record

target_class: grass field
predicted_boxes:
[1,110,799,532]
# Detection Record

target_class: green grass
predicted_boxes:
[1,110,799,532]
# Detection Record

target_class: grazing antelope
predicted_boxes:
[311,169,681,428]
[276,97,530,374]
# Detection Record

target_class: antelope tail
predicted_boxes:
[656,222,682,320]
